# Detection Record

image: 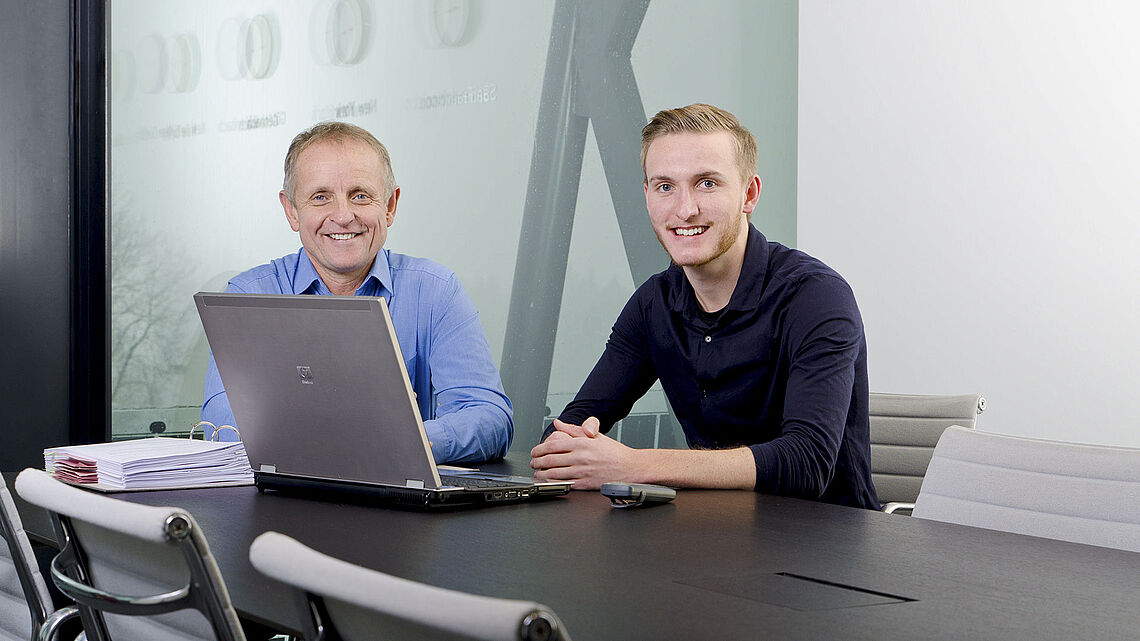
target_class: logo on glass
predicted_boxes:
[297,366,315,385]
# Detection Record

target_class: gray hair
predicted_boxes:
[282,121,396,203]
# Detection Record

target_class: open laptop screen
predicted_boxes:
[194,293,442,489]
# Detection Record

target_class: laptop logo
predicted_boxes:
[297,366,315,384]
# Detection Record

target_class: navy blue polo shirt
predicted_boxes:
[552,225,879,509]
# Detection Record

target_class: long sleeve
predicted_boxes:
[198,249,514,464]
[421,275,513,464]
[200,352,238,439]
[749,273,866,500]
[199,280,251,442]
[546,293,660,439]
[533,227,877,509]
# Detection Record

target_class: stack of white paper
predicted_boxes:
[44,438,254,491]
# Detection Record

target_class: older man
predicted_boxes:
[530,104,878,509]
[201,122,512,464]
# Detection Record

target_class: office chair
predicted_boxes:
[249,531,572,641]
[912,426,1140,553]
[868,392,985,510]
[14,469,246,641]
[1,474,80,641]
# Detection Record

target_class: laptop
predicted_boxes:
[193,292,571,509]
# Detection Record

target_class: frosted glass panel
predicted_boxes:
[109,0,798,447]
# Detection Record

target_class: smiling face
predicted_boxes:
[643,131,761,274]
[280,138,399,294]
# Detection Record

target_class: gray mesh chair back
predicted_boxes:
[1,475,56,641]
[869,392,985,504]
[914,426,1140,553]
[14,469,245,641]
[249,531,571,641]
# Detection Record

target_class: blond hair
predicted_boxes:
[640,103,758,182]
[282,121,396,203]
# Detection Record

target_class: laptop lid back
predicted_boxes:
[194,292,442,490]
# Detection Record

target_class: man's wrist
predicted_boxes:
[627,447,658,484]
[626,446,756,490]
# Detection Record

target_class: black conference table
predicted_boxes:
[9,459,1140,640]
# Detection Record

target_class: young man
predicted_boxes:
[201,122,512,464]
[530,104,878,509]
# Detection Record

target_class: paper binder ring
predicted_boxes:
[189,421,241,441]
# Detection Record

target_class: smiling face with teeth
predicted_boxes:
[280,138,399,295]
[644,131,761,280]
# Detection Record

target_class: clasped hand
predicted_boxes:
[529,417,641,490]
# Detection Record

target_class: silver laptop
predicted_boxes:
[193,292,570,509]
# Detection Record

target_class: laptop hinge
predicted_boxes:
[405,479,425,489]
[260,464,277,473]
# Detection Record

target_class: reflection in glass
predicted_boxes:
[109,0,797,449]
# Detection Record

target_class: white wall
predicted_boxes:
[798,1,1140,446]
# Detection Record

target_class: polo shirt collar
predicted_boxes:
[294,247,394,299]
[668,223,770,316]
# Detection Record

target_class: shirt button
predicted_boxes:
[704,336,712,343]
[701,389,708,398]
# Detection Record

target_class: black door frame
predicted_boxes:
[69,0,108,444]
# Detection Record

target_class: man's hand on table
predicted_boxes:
[529,417,646,490]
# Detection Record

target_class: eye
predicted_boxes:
[655,183,673,193]
[699,179,717,189]
[310,193,330,204]
[351,192,374,203]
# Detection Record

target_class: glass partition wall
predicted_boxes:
[109,0,798,450]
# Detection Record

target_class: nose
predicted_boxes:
[327,197,355,226]
[676,186,699,221]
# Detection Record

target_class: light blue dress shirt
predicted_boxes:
[201,247,513,464]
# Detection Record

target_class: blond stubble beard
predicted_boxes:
[655,211,745,268]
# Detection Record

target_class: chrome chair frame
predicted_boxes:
[0,477,79,641]
[46,510,243,641]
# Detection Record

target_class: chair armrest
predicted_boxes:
[51,553,192,615]
[882,502,915,515]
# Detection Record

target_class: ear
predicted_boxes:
[384,187,401,226]
[741,175,762,215]
[280,190,301,232]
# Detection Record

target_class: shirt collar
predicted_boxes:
[668,223,770,316]
[723,223,770,312]
[294,247,394,299]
